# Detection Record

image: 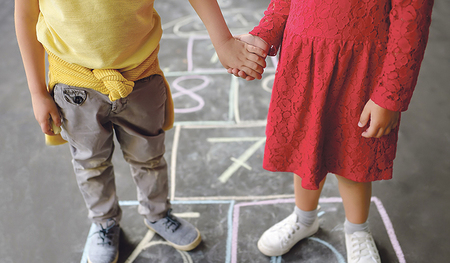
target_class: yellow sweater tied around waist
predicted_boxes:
[45,47,174,146]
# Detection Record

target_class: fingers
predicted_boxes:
[361,125,383,138]
[235,34,269,53]
[246,44,267,59]
[40,110,61,136]
[227,68,255,80]
[240,65,262,80]
[361,118,398,138]
[39,116,55,135]
[358,105,370,129]
[246,50,267,69]
[359,99,399,139]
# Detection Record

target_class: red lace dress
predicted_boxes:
[250,0,433,190]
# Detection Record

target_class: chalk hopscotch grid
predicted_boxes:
[80,197,405,263]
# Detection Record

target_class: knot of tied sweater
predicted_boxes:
[92,69,135,101]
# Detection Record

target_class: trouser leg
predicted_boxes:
[53,83,122,224]
[112,75,170,222]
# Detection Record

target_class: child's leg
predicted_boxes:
[53,83,122,225]
[257,175,323,256]
[336,175,381,263]
[294,174,325,211]
[113,75,201,251]
[112,75,170,222]
[335,175,371,224]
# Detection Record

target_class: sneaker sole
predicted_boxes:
[87,252,118,263]
[257,239,291,257]
[144,219,202,251]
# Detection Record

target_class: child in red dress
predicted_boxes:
[229,0,433,262]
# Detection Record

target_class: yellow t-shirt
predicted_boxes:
[37,0,162,71]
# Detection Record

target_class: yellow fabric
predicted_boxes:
[36,0,174,145]
[37,0,162,70]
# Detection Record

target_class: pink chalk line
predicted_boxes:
[231,197,405,263]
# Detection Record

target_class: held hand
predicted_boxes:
[215,36,267,81]
[235,34,269,56]
[228,34,269,80]
[358,99,399,138]
[31,91,61,135]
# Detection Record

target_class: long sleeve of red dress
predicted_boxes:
[371,0,433,112]
[249,0,291,56]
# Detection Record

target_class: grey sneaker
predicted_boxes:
[145,208,201,251]
[88,219,120,263]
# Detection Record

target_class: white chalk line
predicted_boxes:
[207,137,266,142]
[230,157,252,170]
[124,230,156,263]
[232,76,241,123]
[172,194,295,202]
[217,138,266,183]
[177,120,267,129]
[163,68,277,77]
[161,9,268,39]
[229,76,238,122]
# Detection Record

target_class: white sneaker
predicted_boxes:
[257,212,319,256]
[345,231,381,263]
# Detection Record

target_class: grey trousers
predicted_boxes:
[53,75,171,224]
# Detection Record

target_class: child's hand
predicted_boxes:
[358,99,399,138]
[215,36,267,81]
[227,34,269,81]
[31,91,61,136]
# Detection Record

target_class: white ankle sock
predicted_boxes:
[344,218,370,234]
[294,206,318,227]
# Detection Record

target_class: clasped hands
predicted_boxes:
[225,34,399,139]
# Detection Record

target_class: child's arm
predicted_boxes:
[188,0,267,80]
[370,0,433,112]
[360,0,433,139]
[15,0,60,135]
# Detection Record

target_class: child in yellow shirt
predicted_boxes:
[14,1,268,263]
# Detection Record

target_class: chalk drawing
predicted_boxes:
[270,256,282,263]
[124,230,156,263]
[81,197,404,263]
[308,237,346,263]
[207,137,266,183]
[161,9,266,39]
[171,75,210,113]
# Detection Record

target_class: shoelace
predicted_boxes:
[92,219,117,246]
[162,209,181,233]
[349,233,380,261]
[271,214,301,246]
